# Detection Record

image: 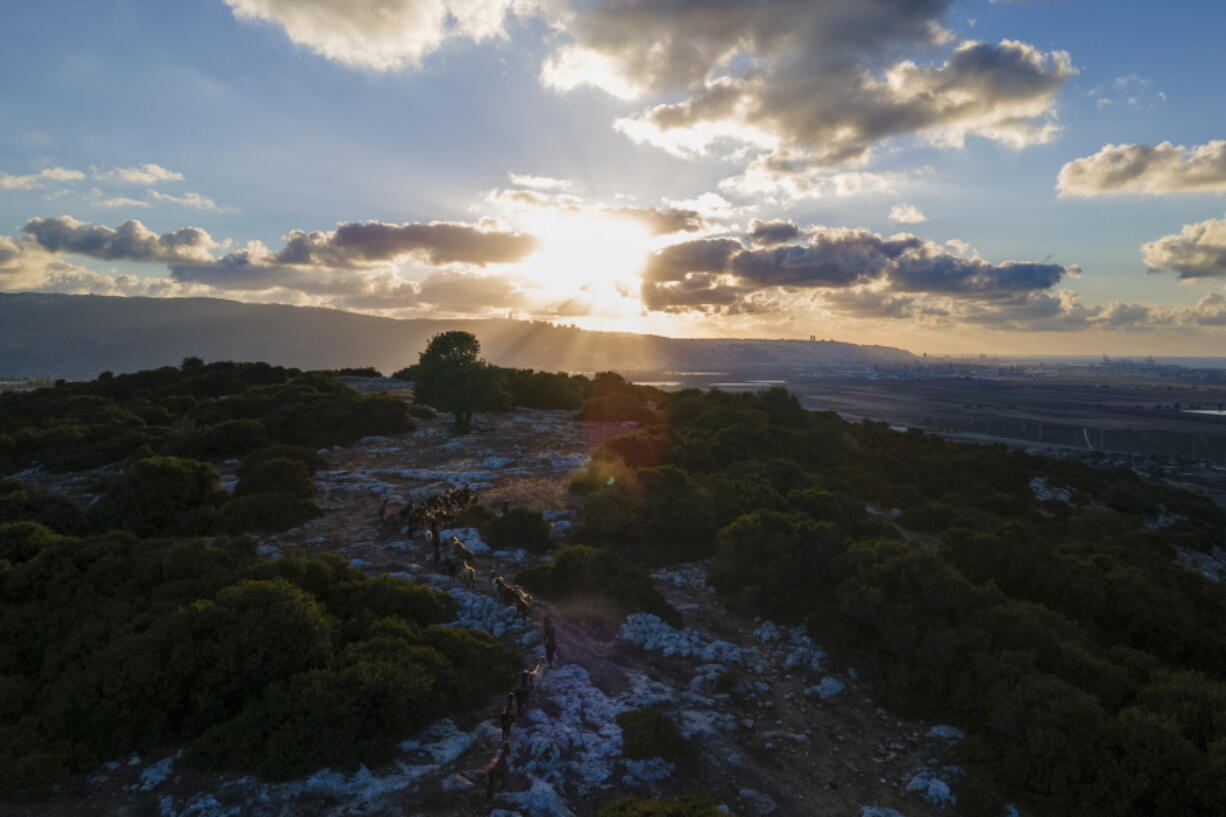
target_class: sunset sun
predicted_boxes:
[517,211,656,307]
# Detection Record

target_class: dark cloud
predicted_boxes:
[748,219,802,247]
[640,227,1073,314]
[641,272,747,313]
[642,238,743,283]
[24,216,216,263]
[275,220,538,267]
[890,254,1067,297]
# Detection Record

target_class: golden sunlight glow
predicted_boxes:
[515,211,656,321]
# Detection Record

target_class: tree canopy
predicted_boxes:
[411,331,506,434]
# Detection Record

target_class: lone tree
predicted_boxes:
[412,331,505,433]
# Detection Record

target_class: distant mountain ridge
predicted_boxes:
[0,293,915,379]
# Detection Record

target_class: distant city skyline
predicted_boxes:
[2,0,1226,355]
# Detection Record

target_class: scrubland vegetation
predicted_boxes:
[567,383,1226,817]
[0,532,515,799]
[3,344,1224,817]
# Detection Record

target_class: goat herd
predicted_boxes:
[375,486,561,801]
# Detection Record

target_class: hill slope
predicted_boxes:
[0,293,914,378]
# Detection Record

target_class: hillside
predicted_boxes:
[2,361,1225,817]
[0,293,914,379]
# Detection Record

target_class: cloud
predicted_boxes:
[1058,141,1226,196]
[87,188,151,209]
[665,192,748,221]
[718,155,914,204]
[416,270,527,311]
[487,181,706,234]
[148,190,225,211]
[748,219,801,247]
[24,217,217,263]
[821,287,917,319]
[223,0,535,71]
[608,206,705,235]
[273,220,538,267]
[541,0,1074,173]
[19,214,538,314]
[0,235,165,296]
[167,247,528,315]
[890,204,927,224]
[508,173,573,191]
[94,163,184,185]
[0,167,86,190]
[1142,218,1226,278]
[640,226,1075,315]
[1185,293,1226,326]
[642,238,743,284]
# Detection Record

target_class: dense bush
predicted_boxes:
[616,708,687,762]
[0,478,86,534]
[161,418,268,460]
[452,502,497,529]
[516,545,680,626]
[314,367,383,378]
[569,465,717,565]
[573,385,1226,817]
[0,521,64,564]
[0,539,514,799]
[480,507,552,553]
[90,456,226,536]
[235,457,315,500]
[710,510,847,619]
[213,493,320,535]
[578,392,657,424]
[0,360,416,474]
[503,369,590,410]
[237,444,323,479]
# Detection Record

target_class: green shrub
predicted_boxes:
[91,456,226,536]
[408,405,437,420]
[452,502,497,528]
[616,708,686,762]
[162,419,268,460]
[571,464,716,565]
[480,507,552,553]
[516,545,680,626]
[597,795,726,817]
[710,510,847,620]
[712,670,741,696]
[0,533,512,800]
[578,392,656,424]
[0,522,64,563]
[0,478,86,534]
[235,457,314,500]
[504,369,589,410]
[237,444,324,479]
[213,493,320,535]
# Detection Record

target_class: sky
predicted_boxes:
[2,0,1226,356]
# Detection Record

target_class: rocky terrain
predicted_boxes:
[15,407,980,817]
